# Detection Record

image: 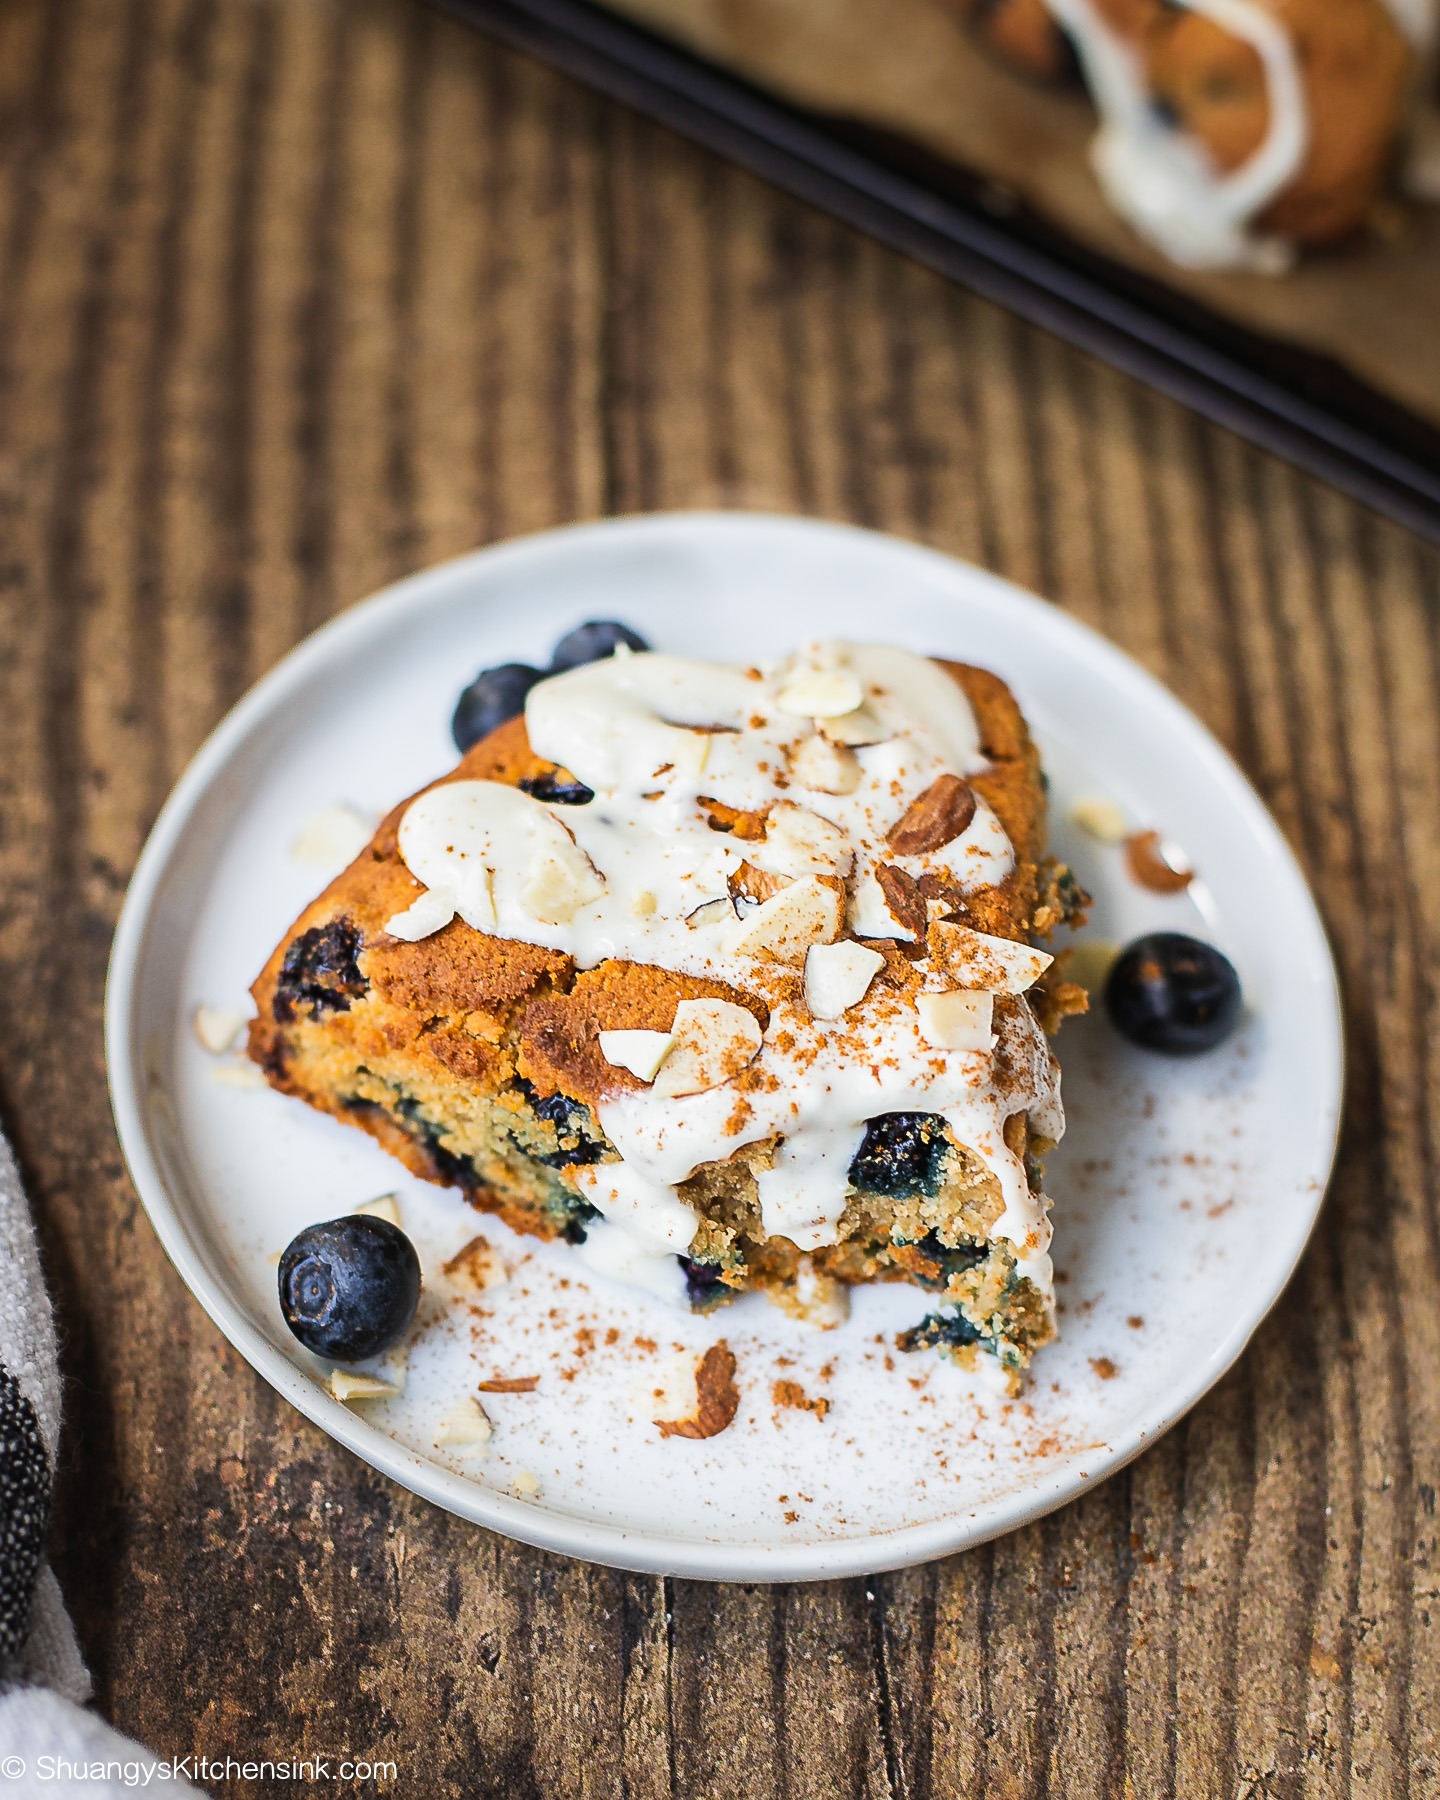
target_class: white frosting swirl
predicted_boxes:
[1045,0,1310,272]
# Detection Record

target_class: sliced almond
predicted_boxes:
[329,1369,401,1404]
[209,1060,268,1090]
[873,863,928,941]
[193,1005,246,1055]
[435,1397,493,1448]
[599,1028,676,1083]
[1125,829,1194,894]
[630,888,658,917]
[789,732,861,795]
[887,775,978,857]
[697,796,768,840]
[292,803,374,867]
[929,920,1053,994]
[822,705,889,747]
[916,989,995,1052]
[776,668,864,719]
[512,1470,542,1497]
[654,1341,740,1439]
[728,860,789,907]
[519,850,605,924]
[725,874,844,962]
[384,885,458,942]
[686,895,735,929]
[1070,794,1129,844]
[804,940,886,1019]
[354,1192,402,1227]
[440,1234,506,1293]
[751,801,853,880]
[650,1000,763,1099]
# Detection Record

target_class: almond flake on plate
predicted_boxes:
[292,803,375,867]
[209,1059,268,1090]
[329,1369,401,1404]
[1070,794,1130,843]
[440,1234,506,1294]
[435,1398,493,1448]
[192,1005,247,1055]
[1125,829,1194,894]
[354,1192,402,1226]
[654,1342,741,1440]
[916,989,995,1052]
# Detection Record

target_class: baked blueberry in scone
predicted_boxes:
[249,634,1089,1389]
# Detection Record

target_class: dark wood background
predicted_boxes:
[2,0,1437,1793]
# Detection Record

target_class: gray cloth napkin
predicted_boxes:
[0,1132,200,1795]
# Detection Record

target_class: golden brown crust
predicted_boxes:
[518,963,769,1106]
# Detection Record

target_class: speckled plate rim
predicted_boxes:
[105,511,1344,1582]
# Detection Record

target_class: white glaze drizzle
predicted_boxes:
[1044,0,1310,272]
[1379,0,1436,50]
[395,641,1062,1315]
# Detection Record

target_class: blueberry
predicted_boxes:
[848,1113,950,1199]
[452,663,544,753]
[1104,932,1242,1055]
[519,771,595,806]
[274,919,367,1023]
[897,1307,982,1354]
[678,1254,734,1310]
[549,620,649,673]
[278,1215,421,1362]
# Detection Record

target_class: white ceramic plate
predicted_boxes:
[106,513,1342,1582]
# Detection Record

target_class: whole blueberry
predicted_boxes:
[1104,932,1242,1055]
[549,620,649,673]
[278,1215,421,1362]
[452,663,544,753]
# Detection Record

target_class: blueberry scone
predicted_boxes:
[950,0,1425,267]
[249,635,1088,1388]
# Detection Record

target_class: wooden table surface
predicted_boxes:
[2,0,1438,1794]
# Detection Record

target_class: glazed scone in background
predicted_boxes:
[595,0,1440,431]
